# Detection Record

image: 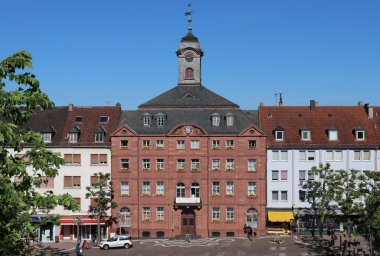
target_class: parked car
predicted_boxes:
[99,235,133,250]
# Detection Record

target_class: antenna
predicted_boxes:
[274,93,278,106]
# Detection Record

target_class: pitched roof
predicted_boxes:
[120,109,259,135]
[60,106,121,147]
[138,85,239,109]
[259,105,377,149]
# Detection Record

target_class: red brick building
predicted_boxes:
[111,27,266,238]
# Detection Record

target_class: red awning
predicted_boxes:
[60,219,107,225]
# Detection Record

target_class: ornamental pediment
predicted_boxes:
[168,124,207,136]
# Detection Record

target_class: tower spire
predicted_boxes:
[184,2,194,32]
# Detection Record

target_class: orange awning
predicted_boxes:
[268,211,294,222]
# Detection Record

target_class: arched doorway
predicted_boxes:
[181,209,195,235]
[246,208,258,228]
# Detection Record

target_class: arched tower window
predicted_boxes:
[185,68,194,79]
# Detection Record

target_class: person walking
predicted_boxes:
[75,242,82,256]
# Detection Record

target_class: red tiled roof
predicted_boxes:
[259,105,377,148]
[60,106,121,147]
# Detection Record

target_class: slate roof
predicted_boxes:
[21,107,68,146]
[120,109,260,135]
[60,106,121,147]
[138,85,239,109]
[259,105,377,149]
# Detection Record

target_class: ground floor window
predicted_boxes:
[226,232,235,237]
[156,231,165,238]
[211,232,220,237]
[142,231,150,238]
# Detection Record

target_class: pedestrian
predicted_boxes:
[243,224,247,234]
[247,225,253,241]
[75,242,82,256]
[82,240,89,249]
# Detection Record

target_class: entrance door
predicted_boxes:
[181,210,195,235]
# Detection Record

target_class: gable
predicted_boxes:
[239,125,266,137]
[112,125,137,136]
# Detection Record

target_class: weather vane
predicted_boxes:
[184,2,195,31]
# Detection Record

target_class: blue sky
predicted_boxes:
[2,0,379,109]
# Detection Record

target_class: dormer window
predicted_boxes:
[301,129,311,141]
[142,113,152,127]
[354,127,365,141]
[94,127,106,143]
[328,128,338,141]
[226,113,235,127]
[155,113,166,127]
[42,133,52,143]
[211,113,221,127]
[99,116,109,124]
[185,68,194,79]
[274,126,284,141]
[68,127,80,143]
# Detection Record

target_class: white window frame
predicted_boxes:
[142,140,150,149]
[226,140,234,149]
[143,116,151,127]
[191,140,200,149]
[42,133,52,143]
[326,150,343,162]
[142,182,150,196]
[272,170,279,181]
[156,207,164,221]
[68,133,78,143]
[142,207,151,221]
[301,130,311,141]
[212,159,220,170]
[226,207,234,221]
[328,130,338,141]
[142,159,150,170]
[272,191,279,201]
[272,150,288,161]
[248,182,256,196]
[212,116,220,127]
[248,159,257,172]
[280,170,288,181]
[156,159,164,170]
[156,140,164,149]
[212,207,220,221]
[156,116,165,127]
[156,181,164,196]
[177,140,185,149]
[281,191,288,201]
[226,181,234,195]
[226,159,235,170]
[212,182,220,196]
[191,159,200,170]
[275,130,284,141]
[176,159,185,170]
[120,181,129,196]
[226,115,235,126]
[94,132,104,143]
[212,140,221,149]
[299,150,315,161]
[355,130,365,141]
[120,140,129,149]
[120,159,129,170]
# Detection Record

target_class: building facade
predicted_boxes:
[111,27,267,238]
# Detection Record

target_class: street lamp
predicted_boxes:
[74,216,82,243]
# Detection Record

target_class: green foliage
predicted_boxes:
[0,50,78,255]
[85,172,117,243]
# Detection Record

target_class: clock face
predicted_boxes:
[185,52,194,62]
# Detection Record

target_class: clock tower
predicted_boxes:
[176,9,203,86]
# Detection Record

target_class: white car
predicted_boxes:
[99,235,133,250]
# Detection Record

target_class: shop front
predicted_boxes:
[267,210,294,235]
[60,218,109,241]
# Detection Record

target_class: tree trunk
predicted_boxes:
[319,215,324,238]
[97,214,101,244]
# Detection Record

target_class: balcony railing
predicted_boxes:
[173,197,202,209]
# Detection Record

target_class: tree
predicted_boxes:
[0,50,78,255]
[304,163,337,237]
[85,172,118,244]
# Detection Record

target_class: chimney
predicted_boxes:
[116,102,121,108]
[310,100,317,110]
[259,102,264,107]
[358,101,363,106]
[68,104,73,112]
[365,103,373,119]
[279,92,283,107]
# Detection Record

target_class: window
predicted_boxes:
[121,181,129,196]
[226,159,235,171]
[248,140,256,149]
[226,208,234,221]
[64,154,81,165]
[99,116,109,123]
[142,181,150,196]
[212,207,220,221]
[156,140,164,149]
[226,181,234,195]
[212,159,220,170]
[272,191,279,201]
[120,159,129,170]
[143,114,152,127]
[328,129,338,140]
[212,182,220,196]
[272,170,279,181]
[156,116,165,127]
[90,154,107,165]
[176,183,185,198]
[246,208,258,229]
[272,150,288,161]
[120,140,129,149]
[142,140,150,149]
[142,159,150,170]
[248,182,256,196]
[354,150,371,161]
[301,130,311,141]
[191,140,200,149]
[176,159,185,170]
[142,207,151,221]
[190,182,200,198]
[308,170,315,180]
[355,130,365,141]
[91,176,107,187]
[299,170,306,183]
[226,140,234,149]
[94,132,104,143]
[212,114,220,126]
[299,150,315,161]
[68,132,78,143]
[212,140,220,149]
[281,191,288,201]
[39,176,54,189]
[156,207,164,221]
[248,159,257,172]
[326,150,343,161]
[42,133,52,143]
[299,190,306,202]
[156,159,164,170]
[156,181,164,196]
[226,114,235,126]
[275,131,284,141]
[64,176,81,188]
[75,116,83,123]
[177,140,185,149]
[185,68,194,79]
[281,170,288,181]
[191,159,200,171]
